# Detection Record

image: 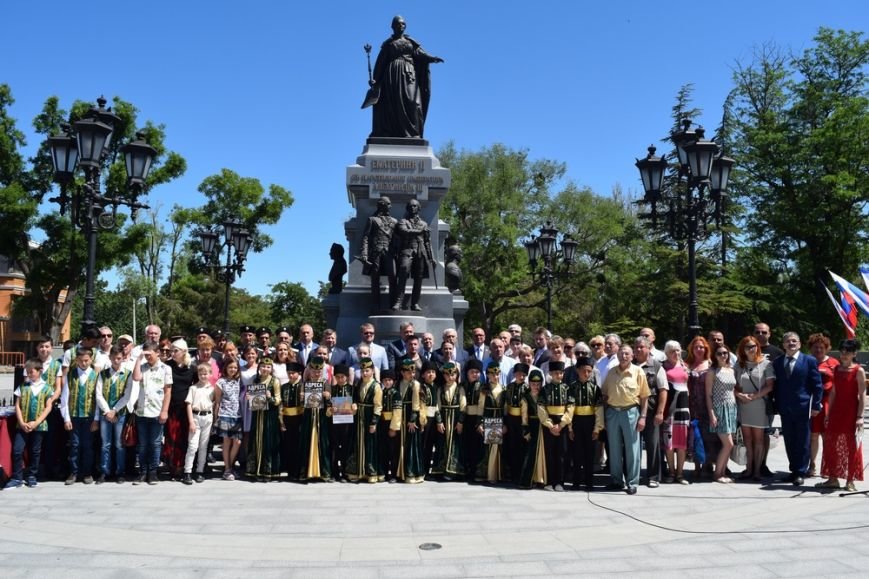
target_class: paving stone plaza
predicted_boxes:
[1,396,867,578]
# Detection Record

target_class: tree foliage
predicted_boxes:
[0,88,186,342]
[188,168,294,255]
[268,281,325,335]
[725,28,869,337]
[438,142,563,334]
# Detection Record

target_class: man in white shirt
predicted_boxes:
[596,334,621,384]
[482,338,515,386]
[62,326,108,378]
[351,323,389,373]
[639,328,667,363]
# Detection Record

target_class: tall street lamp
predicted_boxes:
[198,220,253,333]
[48,96,157,335]
[635,119,734,338]
[524,221,579,332]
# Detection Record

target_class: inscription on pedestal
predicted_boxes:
[347,146,451,204]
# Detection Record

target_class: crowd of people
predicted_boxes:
[4,321,865,495]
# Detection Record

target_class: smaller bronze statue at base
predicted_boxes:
[444,242,463,294]
[328,243,347,294]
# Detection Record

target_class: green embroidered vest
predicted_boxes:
[20,382,55,432]
[101,367,131,410]
[69,368,98,418]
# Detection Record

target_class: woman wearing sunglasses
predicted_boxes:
[734,336,775,481]
[706,345,738,483]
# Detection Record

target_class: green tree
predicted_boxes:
[437,142,560,337]
[188,168,294,255]
[726,28,869,335]
[268,281,325,336]
[0,88,186,342]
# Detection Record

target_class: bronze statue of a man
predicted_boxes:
[359,196,398,310]
[392,199,434,311]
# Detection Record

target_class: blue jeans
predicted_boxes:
[136,416,164,473]
[100,414,127,476]
[13,430,44,481]
[69,417,95,477]
[606,406,641,488]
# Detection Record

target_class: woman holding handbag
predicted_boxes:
[734,336,775,481]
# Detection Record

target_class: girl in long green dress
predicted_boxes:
[519,370,547,489]
[475,362,505,483]
[431,362,465,479]
[299,356,332,481]
[396,358,426,483]
[346,358,383,483]
[245,358,282,481]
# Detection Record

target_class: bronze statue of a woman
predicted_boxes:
[363,15,444,139]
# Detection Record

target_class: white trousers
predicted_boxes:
[185,413,213,474]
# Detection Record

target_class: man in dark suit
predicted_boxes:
[321,328,350,366]
[532,326,552,367]
[465,327,489,363]
[387,322,416,369]
[772,331,822,486]
[419,332,438,362]
[293,323,318,366]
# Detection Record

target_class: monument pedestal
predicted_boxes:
[328,141,468,346]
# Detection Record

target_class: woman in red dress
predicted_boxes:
[816,339,865,491]
[808,333,839,477]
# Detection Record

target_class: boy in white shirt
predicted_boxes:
[95,345,134,484]
[5,359,55,489]
[60,347,100,485]
[132,342,173,485]
[183,363,217,484]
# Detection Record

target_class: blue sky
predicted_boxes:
[5,1,866,297]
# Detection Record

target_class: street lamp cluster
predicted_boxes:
[198,221,253,333]
[635,118,735,338]
[48,96,157,335]
[525,221,578,332]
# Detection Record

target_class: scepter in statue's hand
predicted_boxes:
[361,43,379,109]
[365,43,373,86]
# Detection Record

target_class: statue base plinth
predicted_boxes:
[328,141,466,347]
[366,137,429,146]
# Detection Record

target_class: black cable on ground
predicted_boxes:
[583,491,869,535]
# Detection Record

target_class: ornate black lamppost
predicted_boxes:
[635,119,734,338]
[198,220,253,333]
[524,221,579,332]
[48,96,156,335]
